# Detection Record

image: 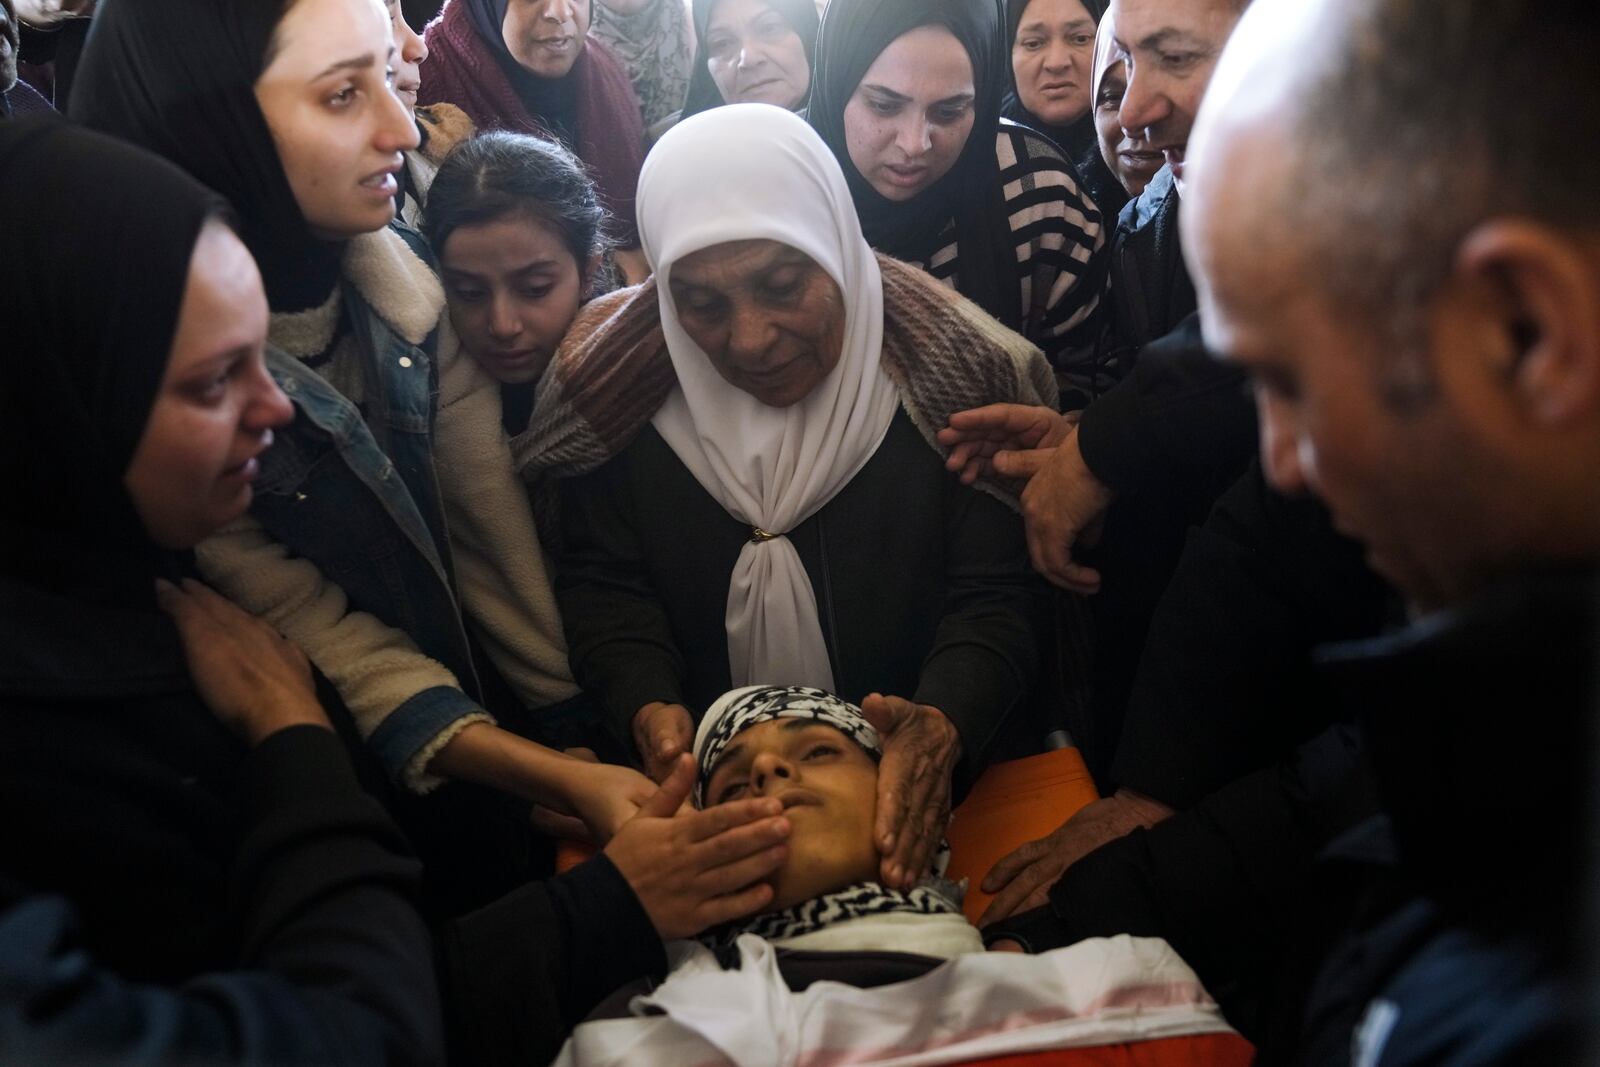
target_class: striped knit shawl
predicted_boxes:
[512,253,1058,510]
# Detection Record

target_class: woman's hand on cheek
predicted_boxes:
[860,694,961,892]
[155,577,330,746]
[603,754,793,940]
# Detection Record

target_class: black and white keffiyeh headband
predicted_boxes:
[692,685,882,807]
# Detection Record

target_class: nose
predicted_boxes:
[736,43,765,71]
[750,751,795,796]
[894,113,933,157]
[1118,59,1170,141]
[376,76,421,152]
[401,17,428,65]
[245,358,295,433]
[487,293,521,343]
[1042,40,1073,73]
[544,0,575,24]
[727,302,779,360]
[1257,391,1309,496]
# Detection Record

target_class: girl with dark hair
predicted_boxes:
[676,0,818,122]
[423,129,610,436]
[418,0,649,281]
[71,0,658,862]
[807,0,1111,407]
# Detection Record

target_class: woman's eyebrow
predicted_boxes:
[312,53,376,80]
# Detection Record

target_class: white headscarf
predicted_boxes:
[639,104,901,692]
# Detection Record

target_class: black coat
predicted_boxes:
[1066,315,1260,775]
[990,567,1594,1064]
[558,408,1049,770]
[0,574,443,1065]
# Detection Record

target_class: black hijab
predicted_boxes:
[680,0,820,120]
[466,0,580,142]
[70,0,343,313]
[808,0,1019,330]
[1001,0,1107,174]
[0,118,227,612]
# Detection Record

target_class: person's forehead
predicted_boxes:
[1111,0,1234,45]
[708,0,777,31]
[673,239,810,283]
[1188,141,1308,352]
[269,0,391,76]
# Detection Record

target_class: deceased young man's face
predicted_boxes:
[704,719,882,911]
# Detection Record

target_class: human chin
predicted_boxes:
[512,34,583,79]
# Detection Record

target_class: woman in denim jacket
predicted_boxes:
[71,0,654,842]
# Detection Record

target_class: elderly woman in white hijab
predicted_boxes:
[517,103,1056,890]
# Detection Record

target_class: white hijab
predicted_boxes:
[639,104,900,692]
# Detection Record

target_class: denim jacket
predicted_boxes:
[249,226,484,781]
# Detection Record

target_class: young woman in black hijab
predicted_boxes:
[0,117,440,1067]
[677,0,819,120]
[71,0,664,846]
[808,0,1111,406]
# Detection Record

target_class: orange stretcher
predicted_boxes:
[944,746,1101,924]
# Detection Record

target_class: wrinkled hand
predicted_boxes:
[633,701,696,783]
[860,694,961,892]
[978,789,1175,926]
[155,577,328,746]
[937,403,1072,486]
[604,754,792,940]
[995,427,1114,594]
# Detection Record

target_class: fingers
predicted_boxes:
[858,692,911,736]
[992,448,1054,481]
[692,880,777,931]
[636,752,696,819]
[684,795,784,843]
[1053,560,1103,596]
[944,403,1047,434]
[982,840,1040,894]
[989,939,1026,954]
[530,805,593,842]
[694,840,789,897]
[884,778,946,889]
[634,703,694,782]
[979,874,1053,927]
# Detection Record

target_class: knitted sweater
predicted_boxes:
[513,253,1059,503]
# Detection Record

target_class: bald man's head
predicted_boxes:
[1183,0,1600,609]
[1191,0,1600,341]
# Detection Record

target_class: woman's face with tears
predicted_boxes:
[704,719,881,911]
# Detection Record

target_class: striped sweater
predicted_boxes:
[921,122,1110,408]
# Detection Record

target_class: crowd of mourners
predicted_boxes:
[1,0,1595,1063]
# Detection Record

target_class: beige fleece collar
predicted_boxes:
[342,226,445,346]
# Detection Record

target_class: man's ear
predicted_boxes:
[1457,220,1600,427]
